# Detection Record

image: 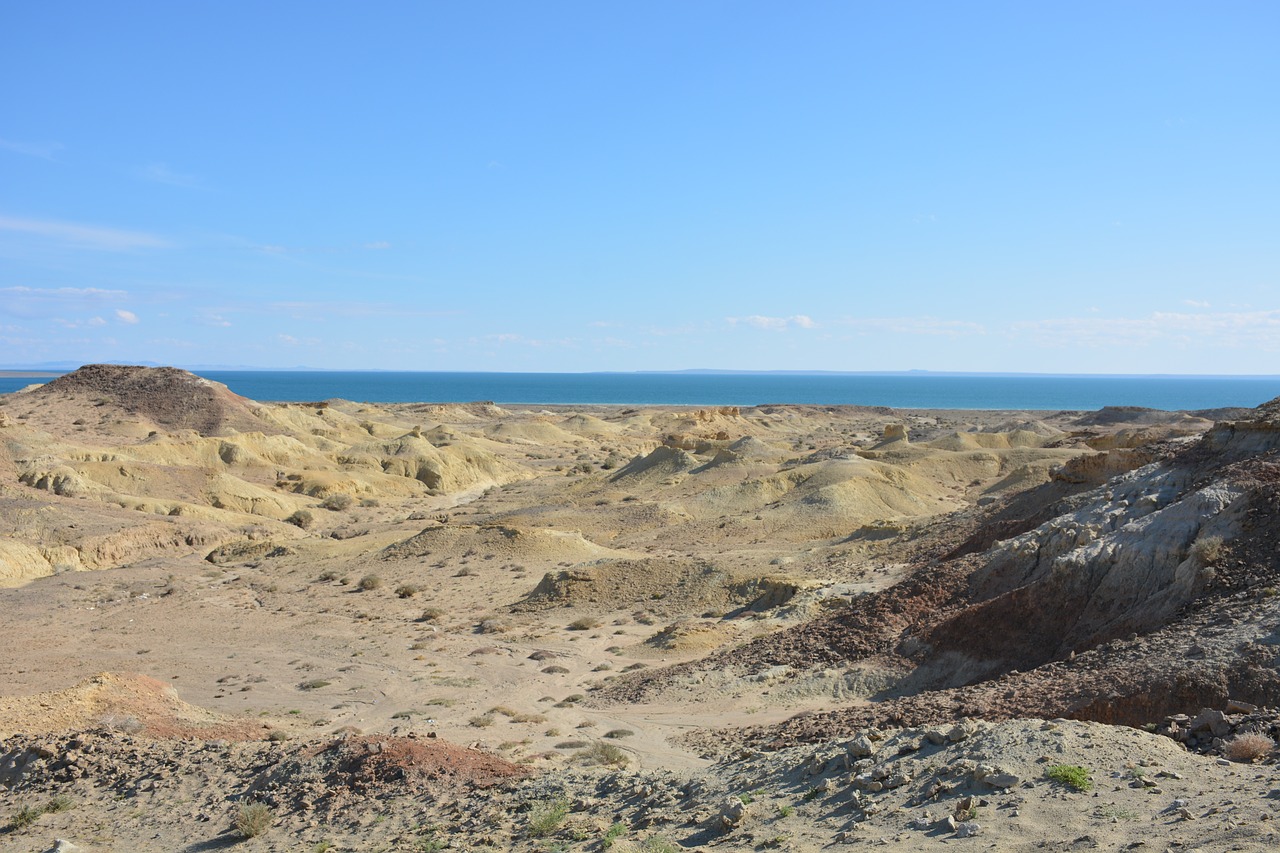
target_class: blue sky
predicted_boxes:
[2,2,1277,373]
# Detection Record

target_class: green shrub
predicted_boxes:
[527,798,570,837]
[9,804,44,830]
[43,794,74,813]
[602,821,628,847]
[643,839,681,853]
[1046,764,1092,792]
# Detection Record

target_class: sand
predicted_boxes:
[0,366,1277,851]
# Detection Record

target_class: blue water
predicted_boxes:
[4,371,1279,411]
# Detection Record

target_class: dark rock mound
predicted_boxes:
[34,364,265,435]
[249,734,527,810]
[1073,406,1176,426]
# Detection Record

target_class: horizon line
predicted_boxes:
[4,363,1280,380]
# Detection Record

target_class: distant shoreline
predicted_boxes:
[0,371,60,378]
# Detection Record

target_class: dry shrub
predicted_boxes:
[235,802,272,838]
[1224,732,1274,762]
[1191,535,1224,565]
[286,509,314,529]
[321,493,354,511]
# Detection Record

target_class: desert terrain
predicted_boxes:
[1,365,1279,852]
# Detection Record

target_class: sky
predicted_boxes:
[2,2,1278,374]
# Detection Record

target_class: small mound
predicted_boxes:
[250,734,526,809]
[608,445,698,482]
[925,429,1051,451]
[639,620,732,654]
[0,672,263,739]
[485,419,578,444]
[381,523,621,563]
[513,558,743,613]
[1073,406,1186,427]
[558,413,622,435]
[32,364,265,435]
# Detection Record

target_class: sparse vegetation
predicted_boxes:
[568,616,602,630]
[43,794,74,813]
[527,798,570,837]
[576,741,629,768]
[417,607,444,622]
[9,804,44,830]
[395,583,420,598]
[1224,732,1275,762]
[321,493,354,511]
[1046,764,1093,792]
[603,728,634,739]
[357,574,383,591]
[1191,534,1224,565]
[602,821,628,847]
[285,509,314,529]
[298,679,331,690]
[234,802,272,838]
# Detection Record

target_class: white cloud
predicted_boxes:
[114,309,140,324]
[727,314,819,331]
[482,333,577,349]
[2,287,131,324]
[0,215,168,251]
[1010,310,1280,349]
[136,162,203,189]
[0,138,63,160]
[278,334,298,345]
[836,317,986,336]
[201,313,232,328]
[1183,299,1211,308]
[1,286,127,299]
[269,300,456,319]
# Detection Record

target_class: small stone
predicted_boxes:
[848,736,876,758]
[954,821,982,838]
[985,772,1020,789]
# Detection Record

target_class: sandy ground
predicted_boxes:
[0,367,1275,851]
